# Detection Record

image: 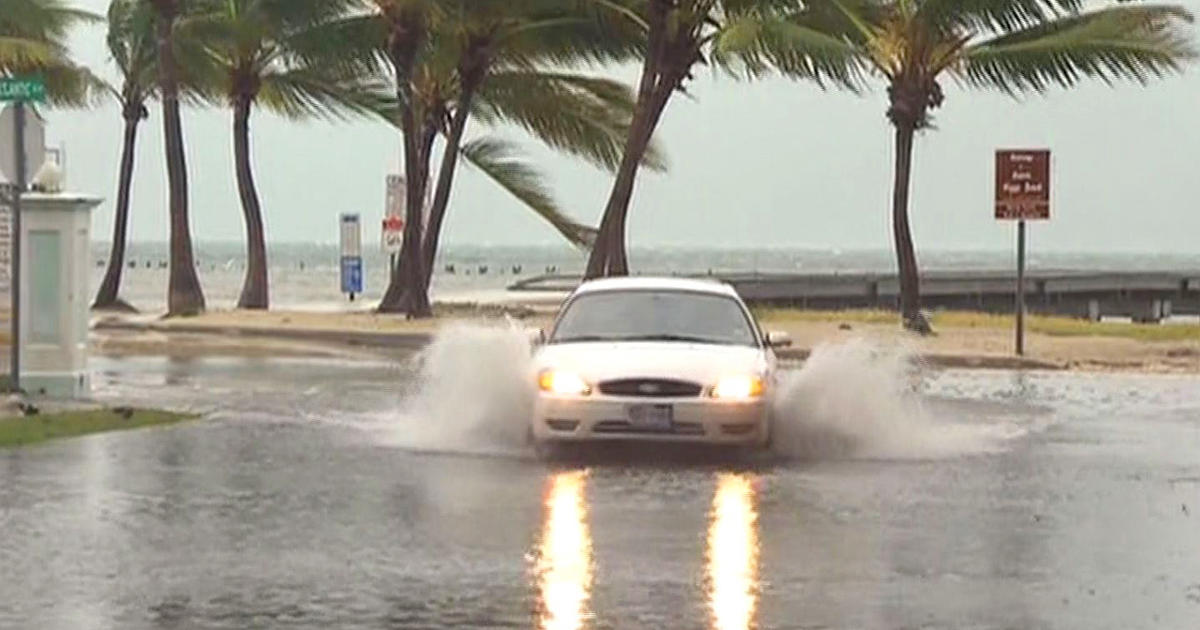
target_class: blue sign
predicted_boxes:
[340,256,363,294]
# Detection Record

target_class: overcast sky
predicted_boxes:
[30,0,1200,252]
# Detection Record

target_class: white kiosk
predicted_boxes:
[18,189,100,397]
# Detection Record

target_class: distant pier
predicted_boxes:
[509,270,1200,322]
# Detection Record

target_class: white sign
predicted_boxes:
[340,213,361,258]
[384,174,432,239]
[0,105,45,186]
[385,175,404,219]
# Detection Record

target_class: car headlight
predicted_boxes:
[710,375,765,399]
[538,369,591,396]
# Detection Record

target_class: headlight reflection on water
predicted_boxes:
[706,473,761,630]
[532,471,759,630]
[534,471,593,630]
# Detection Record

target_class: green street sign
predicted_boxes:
[0,78,46,103]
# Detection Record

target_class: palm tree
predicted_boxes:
[146,0,205,316]
[403,7,654,315]
[371,0,435,316]
[414,0,643,297]
[800,0,1194,332]
[584,0,860,278]
[370,0,651,317]
[0,0,100,106]
[93,0,157,311]
[189,0,395,310]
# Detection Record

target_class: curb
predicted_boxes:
[95,320,1066,370]
[93,320,433,351]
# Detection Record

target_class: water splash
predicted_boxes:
[379,321,537,456]
[770,339,1023,460]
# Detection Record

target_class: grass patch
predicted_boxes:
[0,408,195,448]
[1027,318,1200,342]
[756,308,899,325]
[756,308,1200,342]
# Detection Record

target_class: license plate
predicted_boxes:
[627,404,673,431]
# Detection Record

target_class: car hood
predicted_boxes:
[533,341,769,385]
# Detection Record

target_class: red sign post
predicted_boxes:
[995,149,1051,356]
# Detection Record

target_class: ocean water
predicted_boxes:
[93,241,1200,313]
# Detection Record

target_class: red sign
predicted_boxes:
[382,215,405,253]
[382,215,404,232]
[995,149,1050,220]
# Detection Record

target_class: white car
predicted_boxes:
[529,277,790,452]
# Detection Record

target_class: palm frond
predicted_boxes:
[714,12,864,88]
[0,37,56,68]
[475,69,665,173]
[792,0,882,45]
[460,137,598,249]
[257,67,398,121]
[963,4,1195,93]
[284,12,391,77]
[106,0,160,102]
[35,61,108,107]
[915,0,1084,33]
[497,1,646,67]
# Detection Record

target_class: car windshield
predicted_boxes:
[550,289,758,347]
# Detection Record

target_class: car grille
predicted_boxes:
[596,378,703,398]
[592,420,705,435]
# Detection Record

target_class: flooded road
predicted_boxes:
[2,340,1199,629]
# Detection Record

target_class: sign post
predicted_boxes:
[1,76,46,390]
[339,214,363,301]
[383,175,405,280]
[995,149,1051,356]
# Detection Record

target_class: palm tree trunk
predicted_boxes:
[154,0,204,317]
[891,122,921,326]
[233,95,269,310]
[584,92,658,279]
[378,9,432,317]
[586,2,676,279]
[92,108,141,311]
[420,87,476,290]
[378,123,436,316]
[586,80,675,278]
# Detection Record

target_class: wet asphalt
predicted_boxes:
[1,352,1198,630]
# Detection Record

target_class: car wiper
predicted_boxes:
[619,334,740,345]
[551,335,623,343]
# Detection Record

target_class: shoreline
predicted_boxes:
[89,309,1200,373]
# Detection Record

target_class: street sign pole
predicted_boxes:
[995,149,1050,358]
[2,77,45,391]
[11,102,24,388]
[1016,219,1026,356]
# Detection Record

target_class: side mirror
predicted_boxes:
[765,331,792,348]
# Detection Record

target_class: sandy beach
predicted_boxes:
[88,308,1200,373]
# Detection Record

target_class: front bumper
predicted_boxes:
[532,393,769,447]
